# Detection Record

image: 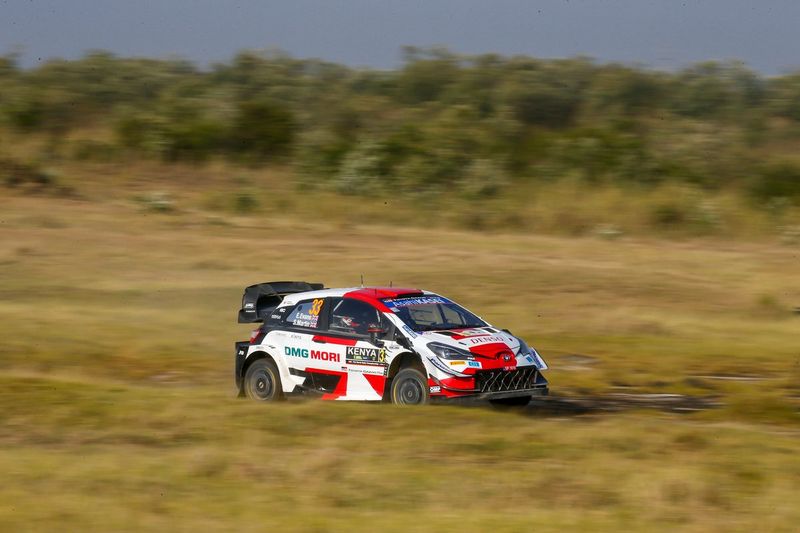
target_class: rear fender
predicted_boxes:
[240,350,291,393]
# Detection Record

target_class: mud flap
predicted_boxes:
[235,341,249,393]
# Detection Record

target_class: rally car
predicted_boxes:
[235,281,549,405]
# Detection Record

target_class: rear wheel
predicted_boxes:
[244,359,283,401]
[489,395,531,407]
[390,368,429,405]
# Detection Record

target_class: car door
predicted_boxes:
[273,297,350,399]
[325,297,398,401]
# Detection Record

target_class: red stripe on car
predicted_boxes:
[304,368,349,400]
[312,335,357,346]
[363,374,386,397]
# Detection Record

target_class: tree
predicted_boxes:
[230,99,295,160]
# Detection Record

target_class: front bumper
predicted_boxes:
[474,366,543,393]
[432,366,549,399]
[472,385,549,401]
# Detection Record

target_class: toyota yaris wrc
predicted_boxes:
[235,281,549,405]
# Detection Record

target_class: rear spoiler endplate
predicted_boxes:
[238,281,324,323]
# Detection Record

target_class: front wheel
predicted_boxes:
[489,395,531,407]
[243,359,284,401]
[390,368,429,405]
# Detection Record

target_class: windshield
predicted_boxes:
[383,296,488,332]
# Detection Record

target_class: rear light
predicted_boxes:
[249,329,264,344]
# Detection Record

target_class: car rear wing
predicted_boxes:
[238,281,325,323]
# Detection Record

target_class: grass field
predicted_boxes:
[1,172,799,531]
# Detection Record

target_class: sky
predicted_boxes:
[1,0,799,74]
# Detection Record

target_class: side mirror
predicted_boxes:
[395,333,412,349]
[367,326,386,347]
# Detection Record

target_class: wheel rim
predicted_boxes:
[250,369,274,400]
[396,377,424,404]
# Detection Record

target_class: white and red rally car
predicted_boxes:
[235,281,548,405]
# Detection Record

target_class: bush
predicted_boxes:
[504,75,581,128]
[162,117,225,162]
[0,158,53,188]
[751,163,800,203]
[71,140,119,162]
[115,112,165,152]
[135,192,175,213]
[459,159,508,198]
[233,190,259,212]
[3,92,45,131]
[294,129,351,181]
[8,48,800,232]
[333,140,387,195]
[229,99,295,161]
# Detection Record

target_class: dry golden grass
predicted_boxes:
[1,168,799,531]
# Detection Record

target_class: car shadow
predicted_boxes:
[440,393,722,416]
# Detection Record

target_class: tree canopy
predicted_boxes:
[2,49,800,202]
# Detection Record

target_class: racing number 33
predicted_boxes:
[309,299,324,316]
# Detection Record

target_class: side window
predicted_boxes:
[329,299,381,336]
[285,298,326,329]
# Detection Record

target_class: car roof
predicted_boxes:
[281,286,432,307]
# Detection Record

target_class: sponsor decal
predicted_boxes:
[467,335,508,345]
[270,308,288,320]
[448,360,465,366]
[345,345,387,366]
[348,366,386,376]
[428,356,467,376]
[285,346,307,358]
[309,299,324,316]
[430,386,441,393]
[244,302,255,310]
[284,346,341,363]
[292,312,319,328]
[525,355,534,363]
[402,325,418,339]
[467,361,481,368]
[311,350,340,362]
[383,296,450,309]
[531,353,546,369]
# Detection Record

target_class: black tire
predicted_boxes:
[390,368,429,405]
[489,395,531,407]
[243,359,283,401]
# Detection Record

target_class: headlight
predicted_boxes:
[516,338,532,357]
[426,342,475,360]
[516,338,548,370]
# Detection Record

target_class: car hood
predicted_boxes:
[414,327,521,359]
